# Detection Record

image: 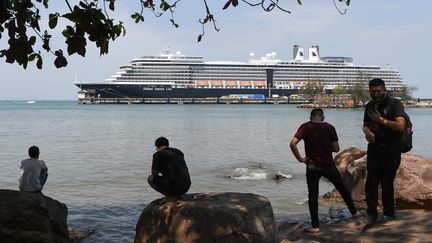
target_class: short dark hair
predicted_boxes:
[310,108,324,118]
[155,137,169,148]
[369,78,386,88]
[28,146,39,158]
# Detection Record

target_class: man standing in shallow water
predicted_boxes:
[363,78,406,225]
[148,137,191,197]
[290,108,360,233]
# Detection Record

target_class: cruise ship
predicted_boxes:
[74,45,405,99]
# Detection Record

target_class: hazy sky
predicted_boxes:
[1,1,431,100]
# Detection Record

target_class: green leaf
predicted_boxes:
[29,36,36,45]
[37,56,43,69]
[54,50,68,68]
[62,26,75,38]
[222,0,231,10]
[160,1,170,11]
[297,0,302,5]
[28,53,37,61]
[109,0,115,11]
[92,9,106,20]
[48,13,58,29]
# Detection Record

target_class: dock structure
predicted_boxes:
[78,97,290,105]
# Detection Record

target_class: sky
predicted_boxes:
[1,1,431,100]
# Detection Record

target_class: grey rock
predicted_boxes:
[0,189,69,243]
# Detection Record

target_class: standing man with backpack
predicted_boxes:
[363,78,407,225]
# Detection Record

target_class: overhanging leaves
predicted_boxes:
[0,0,351,69]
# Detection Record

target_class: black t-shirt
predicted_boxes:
[363,95,405,144]
[152,147,191,191]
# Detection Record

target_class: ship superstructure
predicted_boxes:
[75,46,404,98]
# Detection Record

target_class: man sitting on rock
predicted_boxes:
[19,146,48,193]
[148,137,191,198]
[290,108,360,233]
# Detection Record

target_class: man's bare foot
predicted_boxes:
[303,226,320,233]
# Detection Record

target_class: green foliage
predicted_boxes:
[0,0,125,69]
[298,81,325,103]
[393,85,418,101]
[348,81,369,107]
[0,0,351,69]
[333,85,348,96]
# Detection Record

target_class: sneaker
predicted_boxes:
[365,214,377,226]
[378,215,396,224]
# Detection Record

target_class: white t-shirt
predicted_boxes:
[19,159,47,192]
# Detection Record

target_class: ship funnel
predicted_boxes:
[293,45,304,61]
[308,45,320,62]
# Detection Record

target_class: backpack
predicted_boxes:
[400,111,413,153]
[390,97,413,153]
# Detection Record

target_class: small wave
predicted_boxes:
[273,171,293,180]
[296,197,308,205]
[227,167,267,180]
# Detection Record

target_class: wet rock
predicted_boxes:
[0,189,69,243]
[135,192,276,243]
[333,147,367,175]
[273,172,292,181]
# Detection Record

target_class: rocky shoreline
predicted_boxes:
[1,148,431,242]
[278,209,432,242]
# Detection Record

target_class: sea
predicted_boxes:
[0,101,431,242]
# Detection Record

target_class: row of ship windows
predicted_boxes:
[117,78,402,85]
[129,63,385,70]
[127,66,398,73]
[124,70,400,77]
[122,71,400,76]
[126,66,399,73]
[118,75,401,82]
[115,80,403,87]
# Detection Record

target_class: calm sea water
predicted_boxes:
[1,101,431,242]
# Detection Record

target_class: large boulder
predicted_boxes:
[324,148,432,210]
[135,192,276,243]
[0,189,69,243]
[333,147,367,200]
[395,153,432,209]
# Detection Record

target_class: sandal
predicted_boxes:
[303,226,320,233]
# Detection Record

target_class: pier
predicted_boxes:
[78,97,291,105]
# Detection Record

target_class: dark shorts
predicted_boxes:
[153,175,188,196]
